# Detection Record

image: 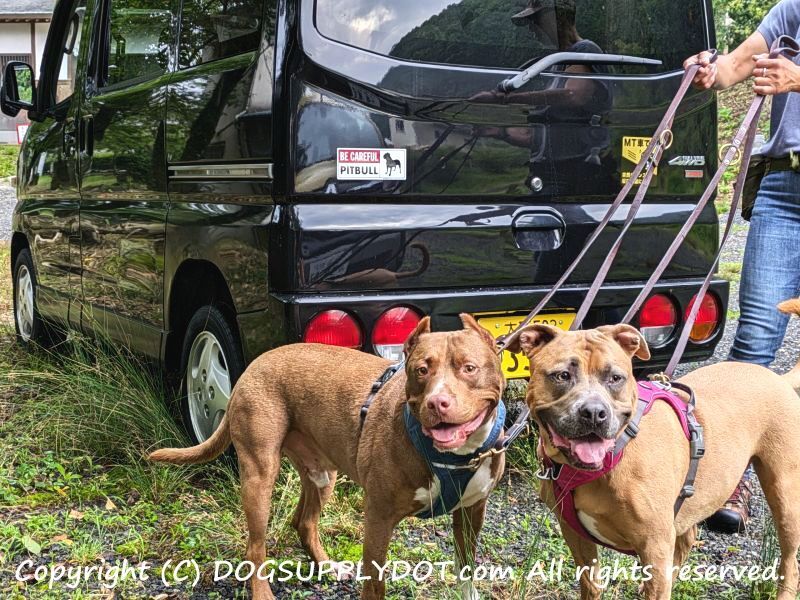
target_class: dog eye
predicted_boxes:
[553,371,571,382]
[609,374,625,385]
[463,364,477,374]
[416,366,429,376]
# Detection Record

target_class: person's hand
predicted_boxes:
[752,54,800,95]
[683,51,718,89]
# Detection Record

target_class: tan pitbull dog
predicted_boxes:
[507,316,800,600]
[149,314,505,600]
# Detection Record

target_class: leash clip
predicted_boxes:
[535,464,562,481]
[466,447,505,471]
[648,372,672,389]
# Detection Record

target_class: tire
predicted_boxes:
[12,249,49,347]
[179,305,245,444]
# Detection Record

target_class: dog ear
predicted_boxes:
[459,313,496,349]
[505,324,561,358]
[404,316,431,356]
[597,324,651,360]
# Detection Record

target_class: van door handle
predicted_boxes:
[80,116,94,156]
[512,211,565,251]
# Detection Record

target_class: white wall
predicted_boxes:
[0,22,65,81]
[0,23,32,54]
[34,22,61,79]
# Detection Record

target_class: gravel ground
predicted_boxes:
[1,185,798,599]
[0,181,13,242]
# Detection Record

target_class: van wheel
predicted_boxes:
[13,249,47,346]
[180,305,244,444]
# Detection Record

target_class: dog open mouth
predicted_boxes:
[547,425,615,470]
[423,407,490,450]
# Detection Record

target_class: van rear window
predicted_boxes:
[315,0,708,72]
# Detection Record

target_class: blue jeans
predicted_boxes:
[729,169,800,366]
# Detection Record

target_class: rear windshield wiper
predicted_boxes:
[498,53,662,92]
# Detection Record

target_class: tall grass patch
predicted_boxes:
[0,145,19,179]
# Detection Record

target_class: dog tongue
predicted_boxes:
[429,425,466,445]
[570,437,614,465]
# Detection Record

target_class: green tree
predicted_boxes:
[715,0,777,50]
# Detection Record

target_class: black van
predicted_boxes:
[3,0,727,443]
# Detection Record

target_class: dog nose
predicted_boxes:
[578,399,609,426]
[426,394,452,414]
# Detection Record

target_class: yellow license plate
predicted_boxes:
[476,312,576,380]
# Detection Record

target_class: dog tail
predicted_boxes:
[777,298,800,391]
[148,413,231,465]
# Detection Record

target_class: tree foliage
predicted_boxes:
[714,0,777,50]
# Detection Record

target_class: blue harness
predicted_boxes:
[403,400,506,518]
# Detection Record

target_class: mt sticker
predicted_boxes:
[337,148,407,181]
[621,136,657,184]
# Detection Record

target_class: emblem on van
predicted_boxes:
[668,155,706,166]
[621,136,656,184]
[336,148,407,181]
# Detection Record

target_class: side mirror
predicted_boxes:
[1,62,36,117]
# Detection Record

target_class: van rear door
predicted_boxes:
[280,0,718,294]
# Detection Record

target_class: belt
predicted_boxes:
[765,152,800,173]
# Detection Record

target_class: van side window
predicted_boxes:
[102,0,173,87]
[178,0,262,69]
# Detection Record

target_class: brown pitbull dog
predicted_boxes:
[508,320,800,600]
[149,314,505,600]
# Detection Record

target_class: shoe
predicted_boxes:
[703,475,753,534]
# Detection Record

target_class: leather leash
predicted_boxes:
[498,36,800,371]
[622,35,800,378]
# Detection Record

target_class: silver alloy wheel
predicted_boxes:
[16,264,35,342]
[186,331,232,442]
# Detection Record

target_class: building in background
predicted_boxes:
[0,1,55,144]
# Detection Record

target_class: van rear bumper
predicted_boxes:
[242,278,729,372]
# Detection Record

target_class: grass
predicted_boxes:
[0,145,19,179]
[719,261,742,283]
[0,242,10,324]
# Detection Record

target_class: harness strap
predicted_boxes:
[669,381,705,515]
[359,361,405,430]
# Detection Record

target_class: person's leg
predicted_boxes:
[729,170,800,366]
[709,170,800,534]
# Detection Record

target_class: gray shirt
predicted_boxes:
[757,0,800,158]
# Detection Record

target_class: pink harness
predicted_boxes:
[538,381,703,555]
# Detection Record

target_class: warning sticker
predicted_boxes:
[336,148,407,181]
[621,136,657,184]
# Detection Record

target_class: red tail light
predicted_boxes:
[303,310,362,349]
[372,307,422,361]
[639,294,678,348]
[685,293,721,343]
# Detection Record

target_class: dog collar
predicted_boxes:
[404,400,506,519]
